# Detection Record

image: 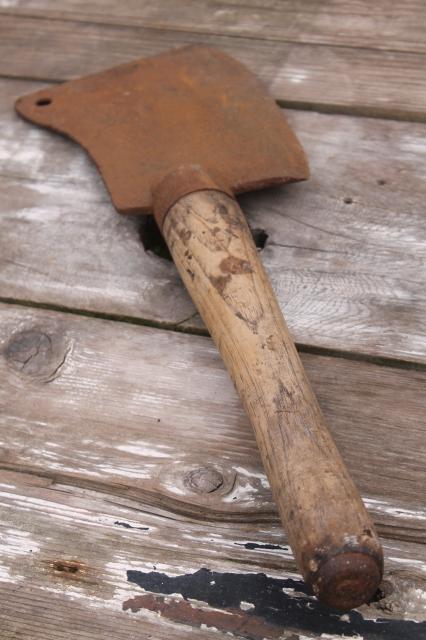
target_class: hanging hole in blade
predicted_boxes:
[36,98,52,107]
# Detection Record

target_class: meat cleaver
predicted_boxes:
[15,45,383,610]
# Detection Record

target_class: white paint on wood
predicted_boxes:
[0,527,40,583]
[388,558,426,572]
[364,499,426,522]
[1,528,40,556]
[116,441,173,458]
[0,465,424,637]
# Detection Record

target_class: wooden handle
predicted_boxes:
[159,187,383,610]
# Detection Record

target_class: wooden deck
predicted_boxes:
[0,2,425,638]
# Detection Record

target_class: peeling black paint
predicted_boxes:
[236,542,288,551]
[114,521,149,531]
[127,567,426,639]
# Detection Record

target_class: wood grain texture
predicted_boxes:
[1,471,425,640]
[163,189,383,609]
[1,13,426,121]
[1,1,425,635]
[0,303,425,635]
[1,303,425,524]
[1,0,425,53]
[1,78,425,364]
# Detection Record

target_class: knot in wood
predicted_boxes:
[184,466,224,494]
[5,329,53,374]
[4,327,69,381]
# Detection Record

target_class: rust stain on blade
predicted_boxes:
[15,45,309,216]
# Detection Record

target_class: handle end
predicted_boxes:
[312,551,382,611]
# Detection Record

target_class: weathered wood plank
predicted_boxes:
[1,0,425,54]
[0,304,425,636]
[1,13,425,121]
[1,79,425,363]
[1,1,425,635]
[1,470,425,639]
[0,303,425,535]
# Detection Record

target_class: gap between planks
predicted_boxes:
[0,6,423,56]
[0,296,425,374]
[1,76,425,365]
[1,0,425,54]
[1,302,425,532]
[0,13,426,123]
[0,302,425,636]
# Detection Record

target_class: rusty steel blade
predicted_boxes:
[15,45,309,215]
